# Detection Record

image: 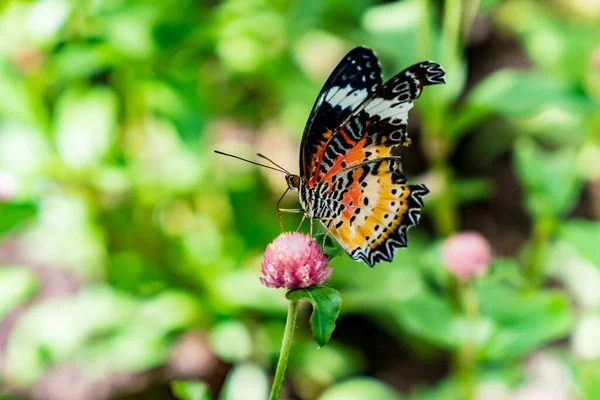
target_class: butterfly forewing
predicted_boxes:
[307,61,445,188]
[300,47,382,180]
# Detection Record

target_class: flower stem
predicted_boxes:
[269,300,299,400]
[420,124,458,237]
[524,217,554,289]
[457,282,478,400]
[432,164,458,237]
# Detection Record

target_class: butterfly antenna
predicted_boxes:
[256,153,291,175]
[214,150,288,174]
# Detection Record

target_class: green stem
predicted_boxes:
[462,0,481,42]
[441,0,463,58]
[524,217,554,289]
[421,122,459,237]
[457,282,478,400]
[416,0,434,61]
[433,164,459,237]
[269,300,299,400]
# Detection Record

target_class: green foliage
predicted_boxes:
[318,377,402,400]
[478,284,573,360]
[0,202,36,236]
[286,286,342,347]
[559,220,600,268]
[3,286,201,387]
[314,232,343,259]
[220,363,269,400]
[0,0,598,398]
[514,137,583,218]
[171,381,211,400]
[0,267,38,320]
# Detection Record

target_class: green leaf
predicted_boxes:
[478,284,573,360]
[3,286,138,387]
[210,320,252,362]
[362,0,424,64]
[0,267,38,320]
[52,43,118,80]
[486,258,526,288]
[546,225,600,309]
[409,376,463,400]
[220,363,269,400]
[318,377,402,400]
[581,360,600,400]
[286,286,342,347]
[454,178,495,204]
[514,137,583,218]
[54,87,119,168]
[314,233,342,259]
[559,220,600,268]
[0,202,37,236]
[464,70,585,118]
[171,381,211,400]
[391,289,461,349]
[0,64,48,129]
[294,340,364,385]
[450,70,590,139]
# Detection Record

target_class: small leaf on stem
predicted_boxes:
[286,285,342,347]
[313,233,342,259]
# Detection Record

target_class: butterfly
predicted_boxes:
[217,47,445,266]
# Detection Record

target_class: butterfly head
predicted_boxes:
[285,174,302,191]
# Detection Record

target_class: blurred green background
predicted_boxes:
[1,0,600,399]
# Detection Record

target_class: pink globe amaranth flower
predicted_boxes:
[260,232,333,290]
[441,231,492,282]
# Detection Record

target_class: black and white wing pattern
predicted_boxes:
[306,61,446,187]
[299,47,382,180]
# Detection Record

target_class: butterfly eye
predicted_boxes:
[286,175,300,189]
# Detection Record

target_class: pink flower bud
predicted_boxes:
[0,171,19,202]
[441,232,492,282]
[260,233,333,289]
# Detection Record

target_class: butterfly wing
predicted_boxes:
[299,47,382,181]
[319,158,428,267]
[305,59,444,266]
[306,61,445,188]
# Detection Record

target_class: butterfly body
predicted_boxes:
[289,47,445,267]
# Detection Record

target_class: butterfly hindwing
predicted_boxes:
[300,47,382,181]
[307,61,445,188]
[317,158,429,267]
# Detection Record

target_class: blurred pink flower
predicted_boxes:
[260,233,332,289]
[594,48,600,71]
[11,47,44,75]
[441,231,492,282]
[0,171,19,202]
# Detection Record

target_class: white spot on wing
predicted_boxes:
[365,98,413,120]
[326,84,368,110]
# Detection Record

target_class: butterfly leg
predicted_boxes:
[296,214,307,231]
[276,188,291,231]
[278,208,304,232]
[318,218,334,247]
